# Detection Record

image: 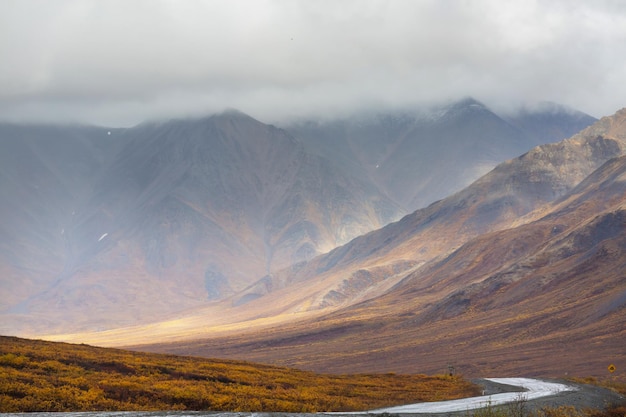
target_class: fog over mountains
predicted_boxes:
[0,99,600,337]
[286,99,596,210]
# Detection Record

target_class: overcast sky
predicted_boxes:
[1,0,626,127]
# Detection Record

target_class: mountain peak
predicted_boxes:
[141,109,259,130]
[441,97,490,117]
[455,96,486,107]
[216,108,252,119]
[195,108,260,126]
[573,106,626,142]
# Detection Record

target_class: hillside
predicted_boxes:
[215,107,626,318]
[113,108,626,379]
[0,111,402,335]
[138,155,626,379]
[0,335,478,412]
[34,108,624,351]
[0,100,594,337]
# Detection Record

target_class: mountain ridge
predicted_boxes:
[33,106,626,376]
[1,111,403,334]
[227,107,625,311]
[0,99,601,338]
[285,99,596,211]
[134,151,626,378]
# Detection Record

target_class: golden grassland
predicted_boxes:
[0,335,479,412]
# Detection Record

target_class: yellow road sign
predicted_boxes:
[608,364,616,373]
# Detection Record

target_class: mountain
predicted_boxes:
[0,100,598,337]
[95,108,626,379]
[72,111,401,289]
[257,152,626,378]
[227,106,624,312]
[284,98,596,211]
[0,111,401,335]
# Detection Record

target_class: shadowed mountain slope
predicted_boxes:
[43,108,626,368]
[138,144,626,380]
[0,112,401,335]
[229,107,625,311]
[285,99,596,211]
[0,101,599,337]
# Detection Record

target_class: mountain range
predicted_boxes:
[125,107,626,378]
[25,105,626,380]
[285,99,596,211]
[3,99,623,379]
[1,111,404,334]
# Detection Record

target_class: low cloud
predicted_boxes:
[1,0,625,126]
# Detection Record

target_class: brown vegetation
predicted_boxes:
[0,335,479,412]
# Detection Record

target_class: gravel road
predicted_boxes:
[326,378,625,416]
[485,379,624,414]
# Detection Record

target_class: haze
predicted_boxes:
[1,0,626,126]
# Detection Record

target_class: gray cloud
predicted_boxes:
[1,0,625,126]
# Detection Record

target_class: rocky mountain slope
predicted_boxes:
[228,107,626,313]
[0,100,597,336]
[84,108,626,379]
[0,111,401,334]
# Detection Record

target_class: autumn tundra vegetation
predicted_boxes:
[0,335,479,412]
[1,336,624,415]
